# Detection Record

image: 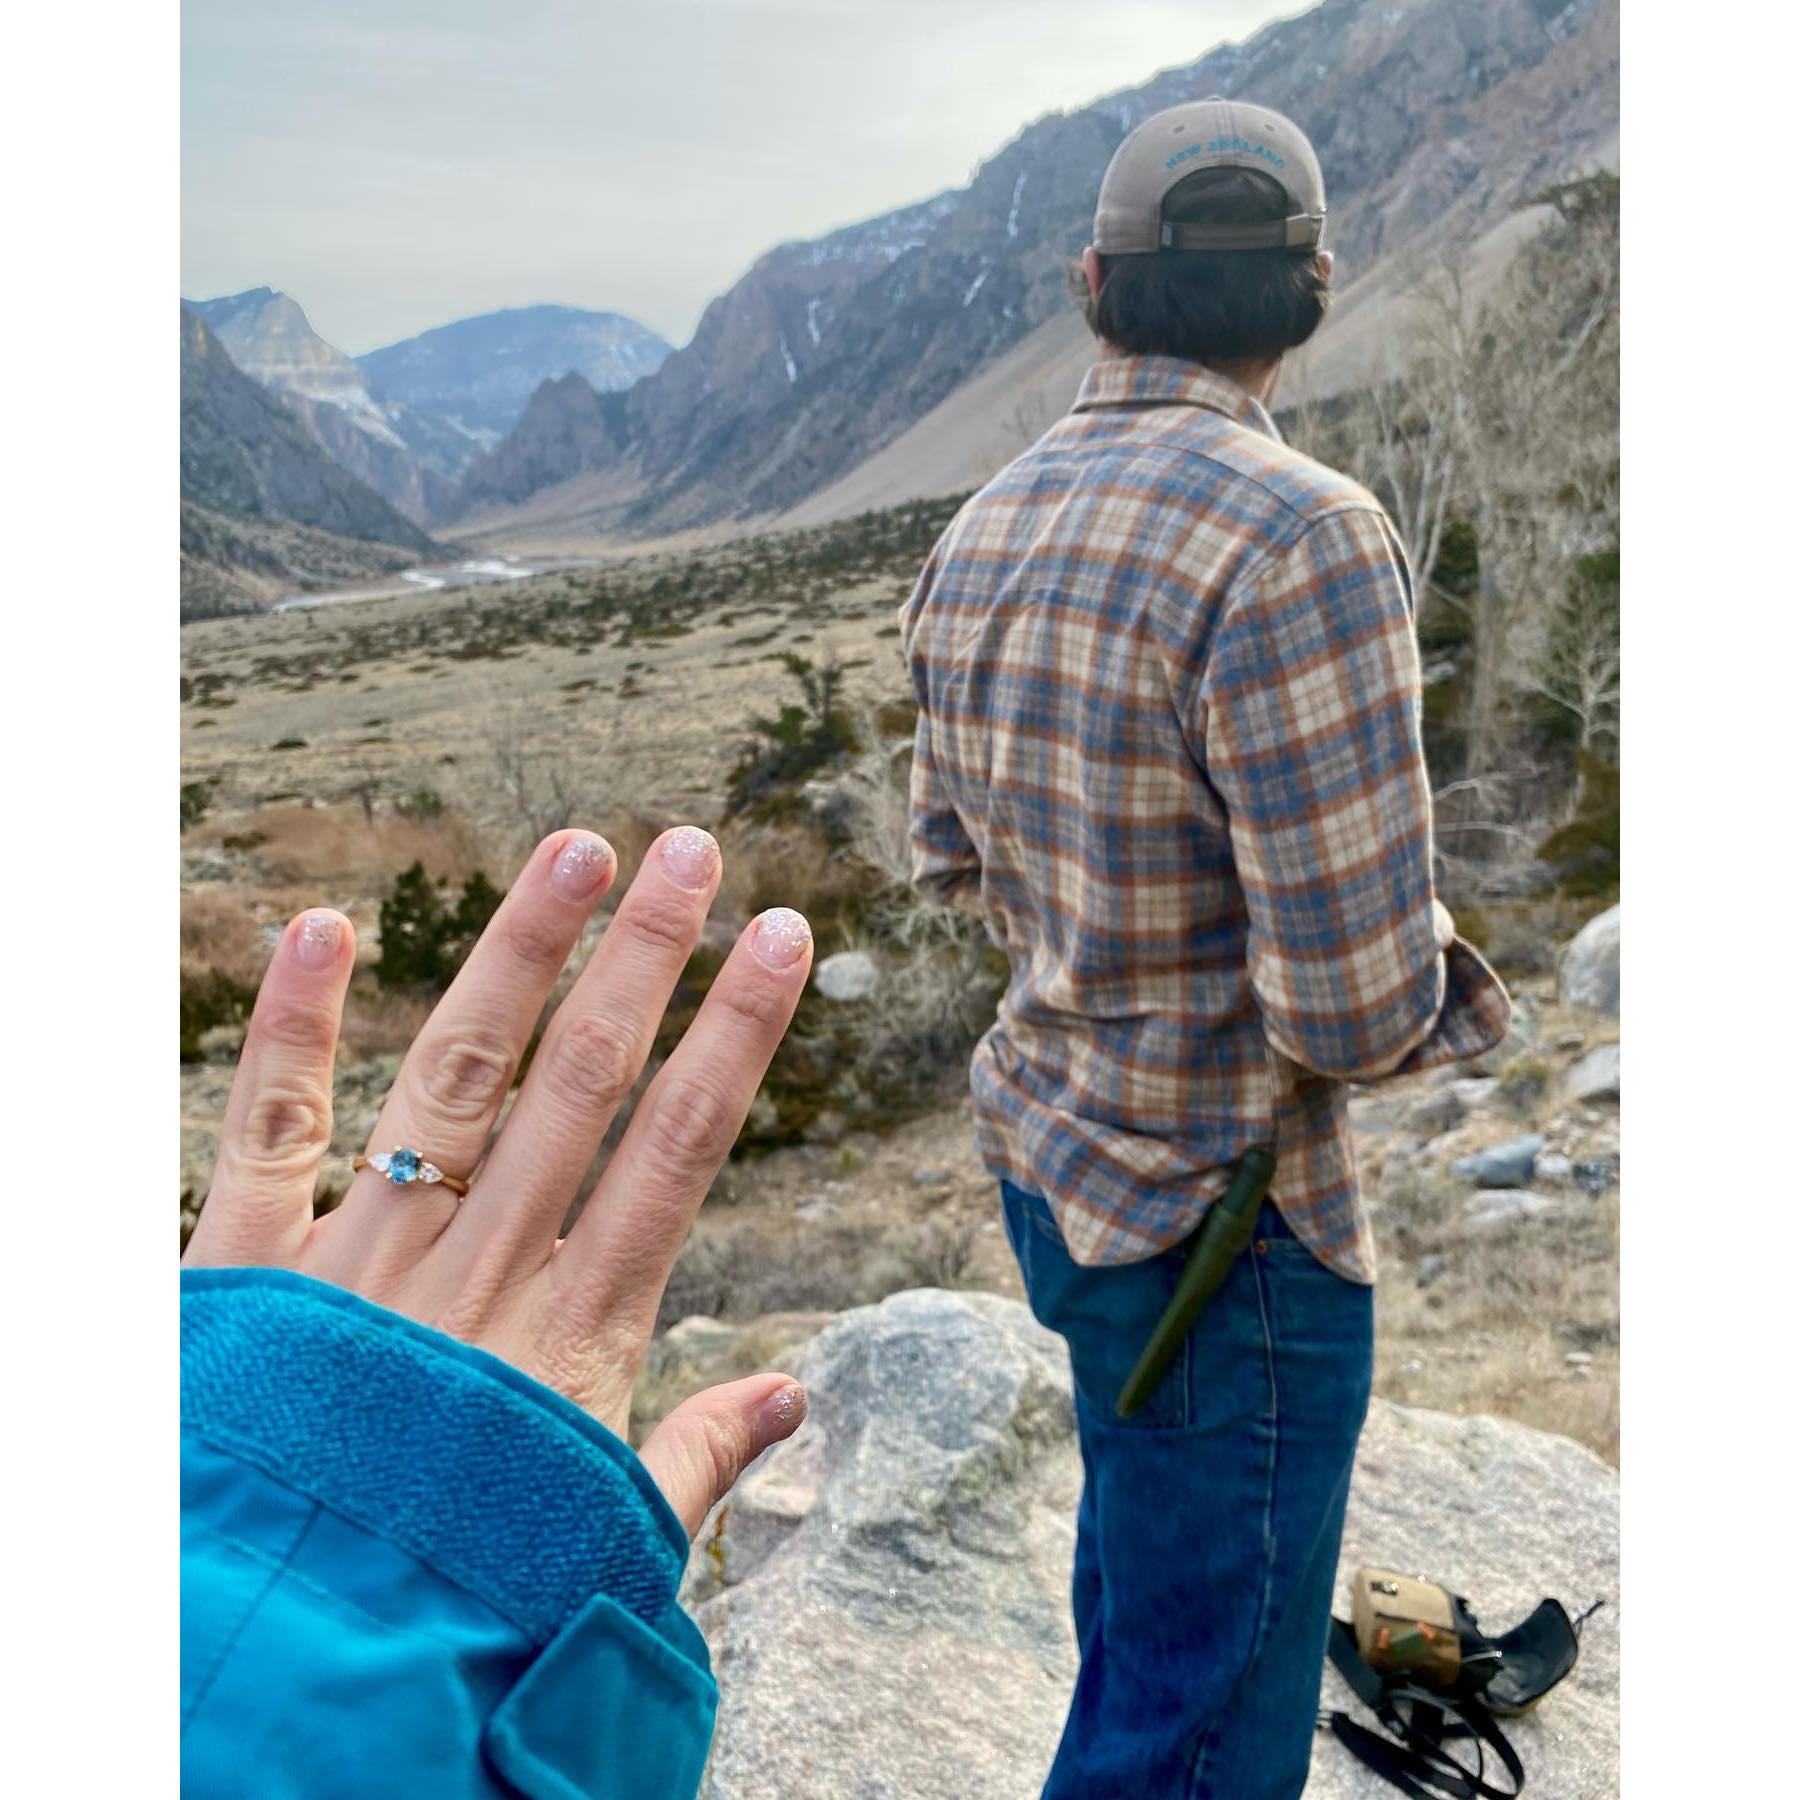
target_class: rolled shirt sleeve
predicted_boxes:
[1200,506,1508,1082]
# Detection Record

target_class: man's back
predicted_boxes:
[900,352,1508,1279]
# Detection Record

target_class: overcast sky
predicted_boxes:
[182,0,1301,355]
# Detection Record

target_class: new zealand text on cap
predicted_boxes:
[1093,97,1327,255]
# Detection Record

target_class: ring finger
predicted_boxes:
[549,904,814,1394]
[310,828,618,1291]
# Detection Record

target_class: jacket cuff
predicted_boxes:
[180,1266,697,1654]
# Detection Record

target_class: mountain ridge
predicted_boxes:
[451,0,1617,545]
[179,305,442,616]
[185,290,671,526]
[357,304,669,445]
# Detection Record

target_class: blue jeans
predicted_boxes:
[1000,1180,1374,1800]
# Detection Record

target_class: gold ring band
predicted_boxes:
[352,1149,470,1197]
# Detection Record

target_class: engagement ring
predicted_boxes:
[352,1147,470,1198]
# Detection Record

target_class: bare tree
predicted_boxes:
[1530,556,1620,759]
[1332,182,1618,797]
[476,697,604,855]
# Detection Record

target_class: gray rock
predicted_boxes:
[1451,1134,1546,1188]
[196,1022,246,1063]
[812,950,881,1003]
[1462,1013,1539,1078]
[684,1291,1618,1800]
[686,1290,1081,1799]
[1559,905,1620,1016]
[1465,1189,1557,1231]
[911,1166,953,1190]
[1405,1089,1466,1140]
[1573,1156,1620,1196]
[1415,1252,1449,1289]
[1449,1076,1501,1109]
[650,1316,739,1379]
[1565,1043,1620,1104]
[1537,1152,1574,1183]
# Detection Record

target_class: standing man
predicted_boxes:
[899,100,1510,1798]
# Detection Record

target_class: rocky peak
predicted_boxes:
[189,286,376,415]
[455,369,627,513]
[179,304,436,556]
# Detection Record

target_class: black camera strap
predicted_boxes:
[1324,1617,1526,1799]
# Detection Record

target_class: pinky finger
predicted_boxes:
[185,909,354,1270]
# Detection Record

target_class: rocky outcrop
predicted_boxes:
[1566,1041,1620,1103]
[683,1290,1618,1800]
[1451,1133,1545,1188]
[179,306,438,562]
[188,287,475,521]
[1560,905,1621,1016]
[452,371,630,513]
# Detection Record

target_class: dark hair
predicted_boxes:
[1079,167,1330,363]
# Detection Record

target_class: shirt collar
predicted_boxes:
[1070,353,1282,443]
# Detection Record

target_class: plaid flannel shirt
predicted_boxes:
[898,354,1510,1281]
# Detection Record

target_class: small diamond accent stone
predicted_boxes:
[419,1162,444,1184]
[370,1152,392,1176]
[387,1147,421,1184]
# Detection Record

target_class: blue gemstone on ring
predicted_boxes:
[388,1147,421,1184]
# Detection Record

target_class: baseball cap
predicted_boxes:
[1093,97,1327,255]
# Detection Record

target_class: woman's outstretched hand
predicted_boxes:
[183,824,815,1537]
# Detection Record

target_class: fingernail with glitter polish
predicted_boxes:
[750,907,812,971]
[295,912,342,971]
[760,1383,807,1439]
[550,834,614,901]
[660,825,719,891]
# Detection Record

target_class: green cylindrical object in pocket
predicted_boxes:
[1114,1145,1277,1419]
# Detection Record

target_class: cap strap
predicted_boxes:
[1159,213,1324,252]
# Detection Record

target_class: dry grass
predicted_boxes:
[337,977,436,1062]
[657,1207,982,1332]
[180,887,265,979]
[202,802,488,893]
[1370,1160,1620,1462]
[711,819,864,934]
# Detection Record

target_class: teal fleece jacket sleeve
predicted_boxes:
[181,1268,716,1799]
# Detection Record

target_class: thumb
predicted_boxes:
[636,1373,808,1539]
